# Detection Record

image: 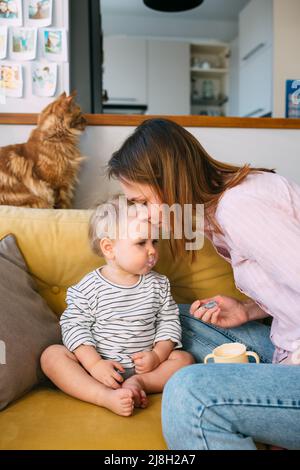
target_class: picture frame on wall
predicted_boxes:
[26,0,53,28]
[0,25,8,58]
[0,62,23,97]
[0,0,23,26]
[32,61,57,96]
[285,80,300,118]
[10,27,37,60]
[42,28,68,62]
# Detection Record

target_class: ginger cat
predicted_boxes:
[0,92,86,209]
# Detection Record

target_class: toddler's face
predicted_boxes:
[113,219,159,275]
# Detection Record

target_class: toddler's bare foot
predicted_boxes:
[122,376,149,409]
[97,387,134,417]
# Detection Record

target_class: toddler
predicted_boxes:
[41,196,194,416]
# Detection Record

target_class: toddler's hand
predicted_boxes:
[131,351,160,374]
[89,360,125,389]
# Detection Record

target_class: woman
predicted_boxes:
[107,118,300,450]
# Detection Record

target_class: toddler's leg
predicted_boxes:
[41,345,134,417]
[122,350,194,406]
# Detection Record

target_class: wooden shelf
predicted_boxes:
[190,43,230,56]
[191,96,228,107]
[1,113,300,129]
[191,68,228,77]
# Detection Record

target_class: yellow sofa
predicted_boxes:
[0,205,246,450]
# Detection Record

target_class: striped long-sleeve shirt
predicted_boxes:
[60,268,182,368]
[205,171,300,362]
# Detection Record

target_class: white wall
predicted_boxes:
[1,124,300,208]
[273,0,300,117]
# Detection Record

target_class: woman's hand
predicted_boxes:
[131,351,161,374]
[190,295,249,329]
[89,359,125,389]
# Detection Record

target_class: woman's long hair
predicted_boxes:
[107,118,275,261]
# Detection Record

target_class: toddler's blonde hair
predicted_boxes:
[88,195,125,257]
[89,193,153,257]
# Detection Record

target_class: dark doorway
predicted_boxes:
[70,0,103,113]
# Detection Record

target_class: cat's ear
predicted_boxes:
[65,91,77,104]
[59,91,67,99]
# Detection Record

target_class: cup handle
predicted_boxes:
[204,353,214,364]
[246,351,260,363]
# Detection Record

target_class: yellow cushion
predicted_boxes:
[0,205,246,450]
[0,207,102,316]
[0,386,165,450]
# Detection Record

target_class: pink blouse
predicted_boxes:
[205,171,300,362]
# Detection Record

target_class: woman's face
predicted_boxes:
[120,179,163,226]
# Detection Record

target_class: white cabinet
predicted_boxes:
[147,40,190,115]
[239,46,273,117]
[103,37,147,105]
[103,36,190,114]
[239,0,273,117]
[239,0,273,62]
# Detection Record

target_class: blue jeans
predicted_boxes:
[161,305,300,450]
